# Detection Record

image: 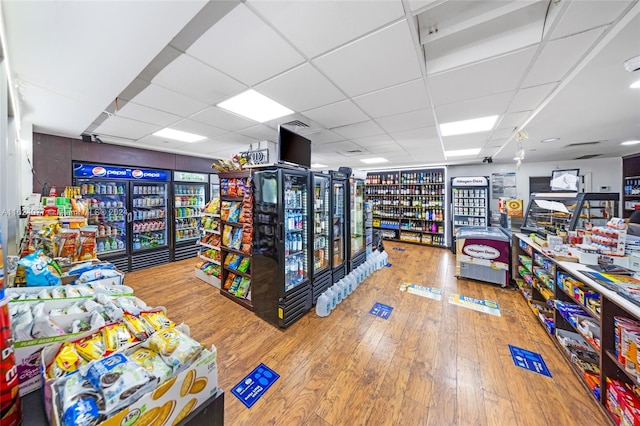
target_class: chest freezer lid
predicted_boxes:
[455,226,509,242]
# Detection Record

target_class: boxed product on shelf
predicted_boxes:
[614,316,640,375]
[607,378,640,426]
[518,255,532,271]
[42,326,218,426]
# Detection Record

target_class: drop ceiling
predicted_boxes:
[2,0,639,171]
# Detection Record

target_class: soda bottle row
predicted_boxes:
[176,218,198,229]
[133,197,164,207]
[176,228,197,241]
[401,220,443,234]
[401,171,443,184]
[175,195,203,207]
[402,208,444,221]
[285,253,306,289]
[175,184,204,195]
[133,220,165,233]
[97,237,125,253]
[399,185,444,196]
[98,224,124,237]
[373,207,399,218]
[89,209,125,224]
[133,209,165,220]
[399,196,444,207]
[285,188,304,209]
[175,207,202,218]
[286,210,305,230]
[285,233,304,254]
[366,174,399,185]
[133,233,165,250]
[81,183,125,195]
[134,185,165,195]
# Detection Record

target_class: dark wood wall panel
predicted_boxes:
[33,133,73,194]
[32,132,216,192]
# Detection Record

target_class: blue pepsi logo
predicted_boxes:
[132,169,143,179]
[92,166,107,177]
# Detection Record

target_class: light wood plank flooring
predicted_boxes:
[127,241,610,426]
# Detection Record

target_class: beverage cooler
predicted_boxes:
[252,167,312,328]
[311,172,332,304]
[330,170,348,283]
[347,177,366,271]
[172,171,209,261]
[450,176,490,253]
[73,163,171,272]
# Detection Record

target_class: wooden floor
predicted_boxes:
[127,241,610,426]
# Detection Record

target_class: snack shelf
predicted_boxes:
[202,212,220,217]
[199,254,221,265]
[198,242,220,250]
[220,288,253,309]
[223,266,250,279]
[222,246,249,257]
[555,310,601,355]
[556,278,601,321]
[605,350,637,384]
[201,228,220,235]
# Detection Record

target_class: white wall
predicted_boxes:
[449,156,623,215]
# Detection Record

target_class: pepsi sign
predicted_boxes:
[73,163,169,181]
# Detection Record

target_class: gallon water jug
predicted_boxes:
[382,251,388,266]
[332,284,343,304]
[345,275,354,294]
[325,286,337,310]
[316,292,331,317]
[339,279,348,299]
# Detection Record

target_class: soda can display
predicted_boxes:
[0,297,21,426]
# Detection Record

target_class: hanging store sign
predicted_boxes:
[73,163,169,181]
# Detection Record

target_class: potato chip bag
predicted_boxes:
[141,311,175,332]
[147,328,203,370]
[130,348,172,383]
[75,332,106,361]
[103,323,136,352]
[47,342,86,379]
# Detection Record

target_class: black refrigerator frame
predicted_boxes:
[172,171,210,261]
[347,177,366,272]
[251,166,312,328]
[450,176,490,254]
[311,172,332,304]
[329,170,348,283]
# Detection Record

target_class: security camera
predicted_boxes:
[93,135,103,144]
[483,157,493,164]
[81,134,92,143]
[624,56,640,73]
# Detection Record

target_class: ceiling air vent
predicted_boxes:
[574,154,601,160]
[280,120,309,128]
[338,149,366,157]
[564,141,603,148]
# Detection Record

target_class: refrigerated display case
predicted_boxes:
[330,170,348,283]
[252,167,312,328]
[311,172,332,304]
[73,163,171,272]
[450,176,489,253]
[173,171,209,261]
[348,177,366,272]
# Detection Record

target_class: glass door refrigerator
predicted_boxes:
[347,177,366,272]
[311,172,331,304]
[252,167,312,328]
[330,170,348,283]
[73,163,171,272]
[172,171,209,261]
[450,176,490,253]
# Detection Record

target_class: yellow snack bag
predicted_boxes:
[46,342,86,379]
[148,328,203,370]
[141,311,175,332]
[75,332,106,361]
[103,323,136,352]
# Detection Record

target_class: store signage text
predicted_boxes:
[463,244,500,260]
[453,177,488,186]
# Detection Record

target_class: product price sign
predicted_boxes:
[231,363,280,408]
[448,294,501,316]
[508,345,552,378]
[400,283,442,301]
[370,302,393,319]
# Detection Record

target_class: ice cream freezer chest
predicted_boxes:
[455,226,510,287]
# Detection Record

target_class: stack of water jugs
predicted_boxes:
[316,250,388,317]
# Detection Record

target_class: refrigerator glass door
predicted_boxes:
[313,175,330,274]
[77,180,127,256]
[174,183,205,243]
[132,182,168,251]
[283,172,309,292]
[333,181,345,266]
[350,179,365,256]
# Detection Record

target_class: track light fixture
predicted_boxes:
[482,157,493,164]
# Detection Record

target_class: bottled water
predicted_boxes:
[316,292,331,317]
[338,279,348,300]
[332,284,343,304]
[345,275,354,294]
[325,286,337,310]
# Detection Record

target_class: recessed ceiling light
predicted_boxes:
[630,80,640,89]
[217,89,293,123]
[311,163,328,168]
[153,128,205,143]
[541,138,559,143]
[360,157,388,164]
[439,115,498,137]
[622,140,640,146]
[444,148,481,157]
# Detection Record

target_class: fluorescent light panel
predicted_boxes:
[217,89,293,123]
[630,80,640,89]
[439,115,498,137]
[541,138,559,143]
[153,128,206,143]
[622,140,640,146]
[444,148,481,157]
[311,163,328,168]
[360,157,388,164]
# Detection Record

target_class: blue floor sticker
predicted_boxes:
[393,247,406,251]
[386,263,392,267]
[231,363,280,408]
[370,302,393,319]
[508,345,552,377]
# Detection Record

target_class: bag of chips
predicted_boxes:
[57,372,104,426]
[55,229,80,261]
[147,328,203,370]
[236,277,251,298]
[123,312,152,341]
[75,332,106,361]
[237,257,251,273]
[140,311,175,332]
[222,225,233,247]
[47,343,86,379]
[77,227,98,261]
[130,348,172,383]
[18,250,62,286]
[103,323,136,352]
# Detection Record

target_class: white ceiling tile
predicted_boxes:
[136,134,188,149]
[489,128,515,140]
[190,106,257,131]
[441,134,489,151]
[169,119,228,139]
[186,4,304,86]
[248,0,404,58]
[214,132,258,146]
[152,54,246,104]
[313,20,423,97]
[93,116,160,140]
[352,79,430,118]
[365,142,405,155]
[523,27,606,87]
[303,100,369,129]
[131,84,208,117]
[408,1,437,13]
[390,126,440,149]
[255,63,346,112]
[507,83,557,114]
[428,47,537,105]
[305,130,345,145]
[313,140,364,154]
[435,92,513,123]
[236,125,277,141]
[332,121,385,140]
[183,140,230,155]
[375,109,435,133]
[497,111,531,131]
[115,102,181,127]
[351,134,397,148]
[551,0,631,39]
